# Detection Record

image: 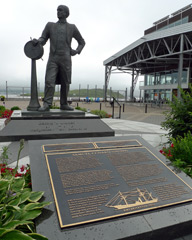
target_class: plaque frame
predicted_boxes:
[43,139,142,153]
[44,145,192,228]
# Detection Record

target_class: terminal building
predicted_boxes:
[103,4,192,101]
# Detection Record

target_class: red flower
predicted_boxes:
[6,167,14,173]
[20,165,25,172]
[15,173,23,177]
[171,143,174,148]
[1,168,6,173]
[159,149,166,155]
[0,109,13,119]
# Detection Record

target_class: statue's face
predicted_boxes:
[57,6,68,19]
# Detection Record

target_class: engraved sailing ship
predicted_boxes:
[106,188,158,210]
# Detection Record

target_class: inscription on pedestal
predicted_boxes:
[31,121,87,133]
[44,144,192,228]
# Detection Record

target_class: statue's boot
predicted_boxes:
[38,102,50,112]
[60,104,74,111]
[60,83,73,111]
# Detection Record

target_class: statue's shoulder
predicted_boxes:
[45,22,56,28]
[66,22,76,29]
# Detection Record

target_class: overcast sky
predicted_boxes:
[0,0,192,92]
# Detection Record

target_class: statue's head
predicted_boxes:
[57,5,70,19]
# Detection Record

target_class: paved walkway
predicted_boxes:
[1,100,167,125]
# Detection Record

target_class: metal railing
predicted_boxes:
[111,97,121,119]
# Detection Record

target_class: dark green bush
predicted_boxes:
[50,105,60,109]
[75,106,87,112]
[0,105,6,111]
[161,86,192,140]
[91,110,110,118]
[50,102,60,109]
[160,132,192,177]
[11,106,21,111]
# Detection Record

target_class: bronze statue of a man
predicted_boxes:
[33,5,85,111]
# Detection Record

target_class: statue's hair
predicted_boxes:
[58,5,70,18]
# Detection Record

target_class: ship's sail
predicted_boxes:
[106,188,158,210]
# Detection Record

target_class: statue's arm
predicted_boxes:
[73,25,85,54]
[38,23,50,46]
[33,23,50,46]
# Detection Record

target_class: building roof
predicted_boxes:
[103,22,192,73]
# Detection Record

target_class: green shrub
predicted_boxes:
[160,132,192,177]
[11,106,21,111]
[161,86,192,140]
[0,139,51,239]
[0,109,13,119]
[0,177,51,240]
[50,105,60,109]
[50,103,60,109]
[0,106,6,111]
[75,106,87,112]
[0,95,5,101]
[91,110,111,118]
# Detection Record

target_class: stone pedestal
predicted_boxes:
[0,110,114,142]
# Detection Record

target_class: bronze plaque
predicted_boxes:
[43,139,141,152]
[45,146,192,228]
[43,142,95,152]
[95,139,141,148]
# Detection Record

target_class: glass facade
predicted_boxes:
[157,16,189,31]
[144,69,189,101]
[145,89,172,101]
[144,69,188,86]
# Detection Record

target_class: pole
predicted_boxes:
[125,88,127,102]
[110,87,112,102]
[117,90,119,101]
[104,66,107,101]
[79,84,81,101]
[6,81,8,99]
[87,84,89,98]
[178,34,184,100]
[131,69,134,101]
[95,85,97,101]
[27,59,40,111]
[145,104,147,113]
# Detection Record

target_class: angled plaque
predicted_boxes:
[44,145,192,228]
[43,139,142,152]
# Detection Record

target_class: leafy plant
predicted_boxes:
[0,140,31,188]
[0,106,5,111]
[160,132,192,177]
[161,86,192,140]
[0,176,51,240]
[0,95,5,101]
[50,103,59,109]
[75,106,87,112]
[0,146,10,166]
[0,109,13,119]
[91,109,111,118]
[11,106,21,111]
[0,139,51,239]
